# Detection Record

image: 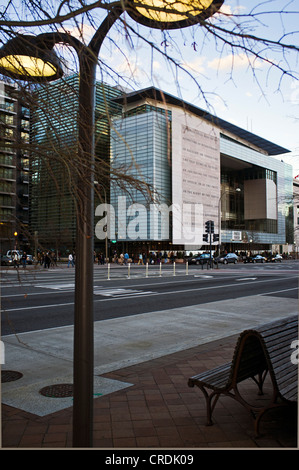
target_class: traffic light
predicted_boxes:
[203,233,208,242]
[205,220,214,233]
[213,233,219,242]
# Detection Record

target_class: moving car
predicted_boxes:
[215,253,238,264]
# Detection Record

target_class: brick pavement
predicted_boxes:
[1,335,297,449]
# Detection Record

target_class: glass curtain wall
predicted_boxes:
[110,106,171,250]
[30,74,122,254]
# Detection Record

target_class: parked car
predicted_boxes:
[6,250,22,260]
[0,255,11,266]
[267,254,282,262]
[189,253,213,265]
[251,255,266,263]
[26,254,33,265]
[215,253,238,264]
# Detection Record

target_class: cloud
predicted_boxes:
[208,53,262,72]
[57,24,96,43]
[180,56,206,75]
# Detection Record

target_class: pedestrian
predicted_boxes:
[13,251,19,268]
[124,252,129,265]
[21,252,27,268]
[50,252,57,267]
[68,253,74,267]
[44,252,51,269]
[138,253,143,265]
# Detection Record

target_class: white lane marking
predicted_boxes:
[3,276,297,312]
[35,283,75,290]
[94,288,153,297]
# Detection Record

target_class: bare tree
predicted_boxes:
[1,1,298,253]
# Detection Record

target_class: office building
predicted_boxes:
[29,74,122,253]
[0,80,30,253]
[109,88,293,255]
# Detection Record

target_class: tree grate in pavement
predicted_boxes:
[39,383,73,398]
[1,370,23,383]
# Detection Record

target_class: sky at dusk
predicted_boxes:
[3,1,299,176]
[97,0,299,177]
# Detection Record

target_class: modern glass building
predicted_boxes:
[0,80,30,253]
[110,106,172,245]
[30,74,122,254]
[108,87,293,255]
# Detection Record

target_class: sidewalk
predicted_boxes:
[2,334,297,449]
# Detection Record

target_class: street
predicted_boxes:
[1,260,298,335]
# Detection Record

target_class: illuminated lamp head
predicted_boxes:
[125,0,224,29]
[0,35,63,81]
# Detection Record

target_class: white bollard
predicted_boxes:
[107,263,110,280]
[159,262,162,277]
[146,262,148,278]
[186,261,188,275]
[173,262,176,276]
[128,263,131,279]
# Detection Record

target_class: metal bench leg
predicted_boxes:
[199,386,220,426]
[251,370,268,395]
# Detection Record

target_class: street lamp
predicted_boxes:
[0,0,223,447]
[95,181,109,262]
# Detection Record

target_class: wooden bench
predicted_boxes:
[188,315,298,436]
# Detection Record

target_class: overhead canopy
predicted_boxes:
[114,87,290,156]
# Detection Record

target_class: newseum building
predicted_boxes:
[107,88,293,255]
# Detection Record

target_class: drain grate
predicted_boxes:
[39,383,73,398]
[1,370,23,383]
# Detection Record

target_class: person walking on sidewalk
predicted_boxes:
[21,252,27,268]
[44,252,51,269]
[13,251,19,268]
[68,253,74,267]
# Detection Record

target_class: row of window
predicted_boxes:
[0,181,14,193]
[0,167,14,179]
[0,194,14,207]
[0,101,15,112]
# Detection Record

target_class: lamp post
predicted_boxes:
[95,182,108,262]
[0,0,224,447]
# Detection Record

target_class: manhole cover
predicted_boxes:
[1,370,23,383]
[39,383,73,398]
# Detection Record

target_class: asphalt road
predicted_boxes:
[1,260,298,336]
